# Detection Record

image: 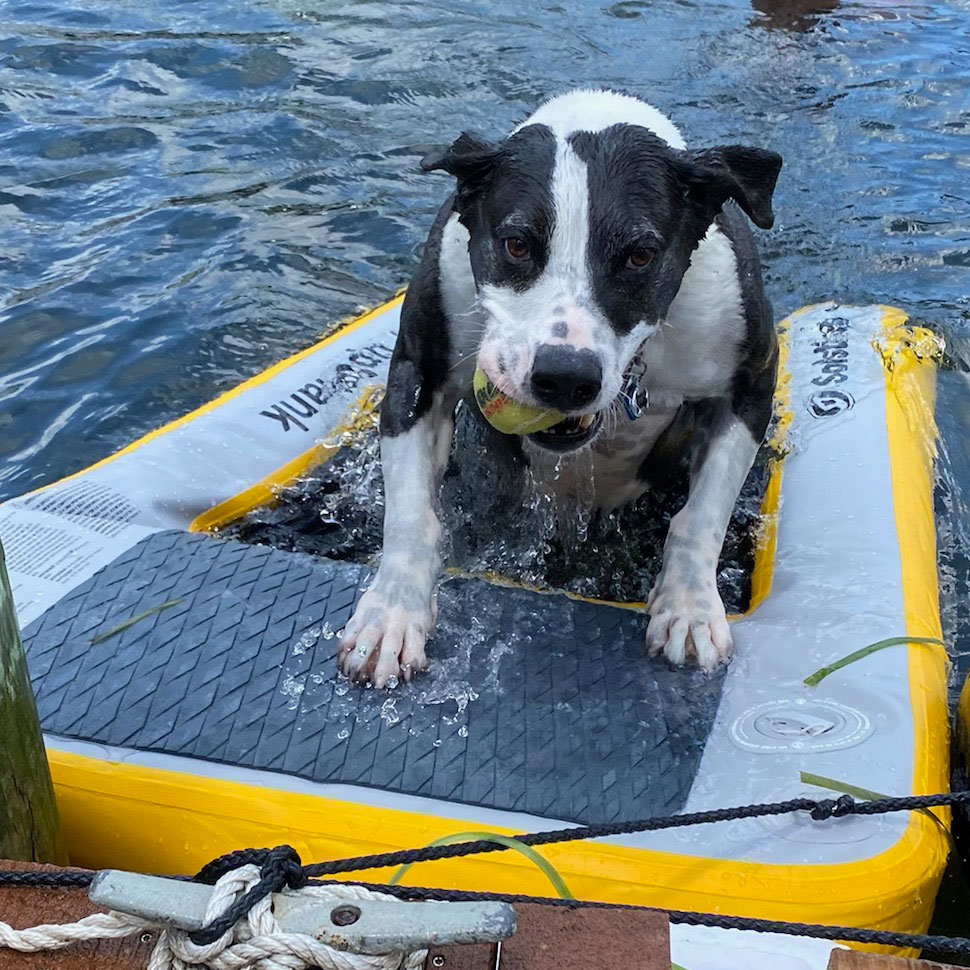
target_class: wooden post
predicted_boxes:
[0,538,65,863]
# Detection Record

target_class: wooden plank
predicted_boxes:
[0,860,155,969]
[0,868,671,970]
[828,949,963,970]
[425,904,670,970]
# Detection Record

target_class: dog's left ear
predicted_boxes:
[420,133,499,182]
[686,146,783,230]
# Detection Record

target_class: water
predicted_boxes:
[2,0,968,499]
[227,401,768,610]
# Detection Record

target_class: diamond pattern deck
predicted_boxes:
[23,530,724,825]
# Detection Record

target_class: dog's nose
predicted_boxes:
[530,345,602,411]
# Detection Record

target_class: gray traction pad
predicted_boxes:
[23,530,725,825]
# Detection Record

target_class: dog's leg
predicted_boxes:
[337,198,461,687]
[645,403,760,671]
[338,387,455,686]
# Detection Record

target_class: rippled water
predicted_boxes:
[1,0,968,495]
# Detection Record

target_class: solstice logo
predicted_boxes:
[807,388,855,418]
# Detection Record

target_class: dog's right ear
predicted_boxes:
[420,133,498,182]
[685,145,782,230]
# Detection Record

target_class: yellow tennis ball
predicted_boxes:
[472,367,564,435]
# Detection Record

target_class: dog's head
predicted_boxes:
[423,119,781,452]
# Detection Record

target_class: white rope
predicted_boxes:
[0,865,428,970]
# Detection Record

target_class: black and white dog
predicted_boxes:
[338,90,781,687]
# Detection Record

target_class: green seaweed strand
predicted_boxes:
[387,831,574,900]
[90,597,183,644]
[803,636,942,687]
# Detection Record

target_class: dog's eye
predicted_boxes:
[504,236,530,260]
[626,247,654,269]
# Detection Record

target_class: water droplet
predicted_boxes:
[380,697,401,727]
[280,674,305,710]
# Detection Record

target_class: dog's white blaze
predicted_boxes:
[478,135,647,412]
[478,133,600,400]
[519,89,686,149]
[548,138,592,292]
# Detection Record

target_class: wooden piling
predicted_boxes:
[0,538,65,863]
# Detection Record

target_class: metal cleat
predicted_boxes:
[89,870,517,955]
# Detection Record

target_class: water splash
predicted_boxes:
[416,609,485,723]
[292,627,320,656]
[228,407,766,614]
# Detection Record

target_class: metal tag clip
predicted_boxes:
[89,870,516,955]
[620,379,649,421]
[619,350,650,420]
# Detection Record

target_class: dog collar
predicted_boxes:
[619,350,649,420]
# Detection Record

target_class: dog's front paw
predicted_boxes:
[645,578,732,671]
[338,578,434,687]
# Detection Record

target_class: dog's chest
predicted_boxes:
[640,226,748,400]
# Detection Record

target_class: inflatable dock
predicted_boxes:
[0,299,951,939]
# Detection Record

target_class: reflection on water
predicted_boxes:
[749,0,840,32]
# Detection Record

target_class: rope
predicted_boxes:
[0,863,427,970]
[4,789,963,894]
[298,790,968,877]
[190,845,308,945]
[324,879,970,956]
[0,789,967,958]
[0,911,154,951]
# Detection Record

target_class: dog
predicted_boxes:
[338,89,781,687]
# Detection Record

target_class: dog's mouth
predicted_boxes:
[527,412,603,453]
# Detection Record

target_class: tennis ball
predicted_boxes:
[473,367,564,435]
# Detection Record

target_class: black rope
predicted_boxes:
[189,845,308,945]
[0,789,967,953]
[0,869,93,888]
[306,878,970,957]
[300,790,969,877]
